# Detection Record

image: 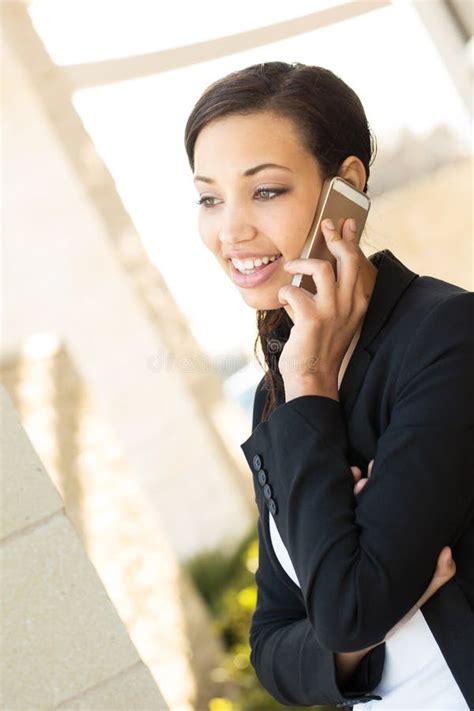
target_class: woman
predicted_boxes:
[184,62,474,709]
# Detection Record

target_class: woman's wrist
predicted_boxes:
[284,375,339,403]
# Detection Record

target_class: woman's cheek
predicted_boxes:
[263,203,303,248]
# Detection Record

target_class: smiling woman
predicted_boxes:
[185,62,377,420]
[183,61,474,710]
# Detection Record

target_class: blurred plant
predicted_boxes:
[185,524,333,711]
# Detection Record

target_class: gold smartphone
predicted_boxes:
[291,176,371,295]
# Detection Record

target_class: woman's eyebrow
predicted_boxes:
[193,163,294,184]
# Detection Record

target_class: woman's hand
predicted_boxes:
[335,458,457,687]
[279,217,368,402]
[350,459,375,496]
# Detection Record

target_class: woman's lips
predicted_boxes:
[229,255,283,288]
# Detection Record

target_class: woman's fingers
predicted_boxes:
[350,465,367,496]
[321,219,361,307]
[408,547,456,614]
[354,479,368,495]
[352,459,375,496]
[281,257,337,311]
[432,546,456,586]
[282,217,362,312]
[277,277,321,320]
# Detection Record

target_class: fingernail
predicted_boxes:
[322,218,334,230]
[349,218,357,232]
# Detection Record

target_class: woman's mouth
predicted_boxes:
[229,255,283,288]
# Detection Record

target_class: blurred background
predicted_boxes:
[1,1,472,709]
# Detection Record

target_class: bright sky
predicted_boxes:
[29,0,472,364]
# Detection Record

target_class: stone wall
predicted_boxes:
[1,385,169,710]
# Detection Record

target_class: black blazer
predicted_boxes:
[240,248,474,709]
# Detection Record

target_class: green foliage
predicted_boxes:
[185,524,335,711]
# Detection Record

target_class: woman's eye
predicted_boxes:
[195,187,287,209]
[256,188,280,200]
[195,196,219,208]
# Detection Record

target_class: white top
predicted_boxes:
[268,322,469,709]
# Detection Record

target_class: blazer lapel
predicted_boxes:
[339,249,419,419]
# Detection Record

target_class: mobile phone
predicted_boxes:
[291,176,371,295]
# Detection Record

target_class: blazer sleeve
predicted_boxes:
[241,291,474,654]
[247,378,385,707]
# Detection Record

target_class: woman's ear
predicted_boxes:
[337,156,367,193]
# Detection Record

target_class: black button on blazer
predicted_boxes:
[240,248,474,709]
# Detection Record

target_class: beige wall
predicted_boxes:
[1,385,169,710]
[0,341,234,711]
[366,157,473,291]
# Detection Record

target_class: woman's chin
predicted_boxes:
[241,291,283,311]
[234,270,292,309]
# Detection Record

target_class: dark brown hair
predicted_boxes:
[184,61,377,421]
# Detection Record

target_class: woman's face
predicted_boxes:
[193,110,325,311]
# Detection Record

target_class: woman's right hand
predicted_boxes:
[350,459,457,644]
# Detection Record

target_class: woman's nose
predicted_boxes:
[219,208,258,244]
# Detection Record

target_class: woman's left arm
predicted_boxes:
[240,291,474,652]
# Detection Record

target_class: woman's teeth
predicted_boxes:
[231,254,281,274]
